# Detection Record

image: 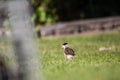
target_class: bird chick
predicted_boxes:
[62,42,75,60]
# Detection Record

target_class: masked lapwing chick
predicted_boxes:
[62,42,75,60]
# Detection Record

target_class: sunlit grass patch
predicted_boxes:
[38,33,120,80]
[0,33,120,80]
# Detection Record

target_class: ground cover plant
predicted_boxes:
[0,32,120,80]
[38,33,120,80]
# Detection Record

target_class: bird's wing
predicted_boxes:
[65,47,75,56]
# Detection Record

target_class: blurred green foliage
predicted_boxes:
[31,0,58,25]
[31,0,120,25]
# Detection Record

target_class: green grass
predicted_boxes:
[38,33,120,80]
[0,33,120,80]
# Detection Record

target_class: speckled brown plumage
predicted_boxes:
[64,47,75,56]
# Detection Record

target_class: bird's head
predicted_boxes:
[62,42,68,49]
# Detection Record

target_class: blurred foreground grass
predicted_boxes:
[38,33,120,80]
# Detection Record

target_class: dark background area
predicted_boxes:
[0,0,120,25]
[32,0,120,24]
[49,0,120,21]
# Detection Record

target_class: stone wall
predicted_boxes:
[40,16,120,37]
